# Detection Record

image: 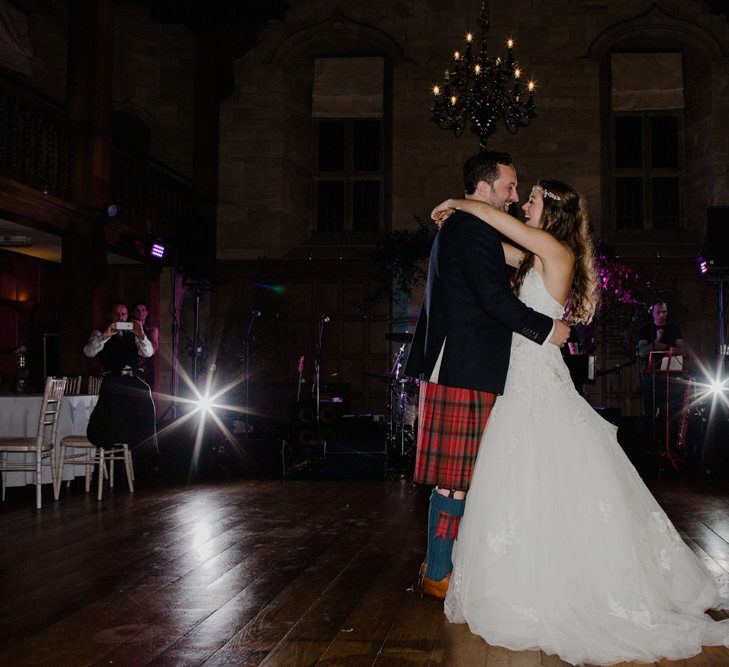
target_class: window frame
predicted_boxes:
[313,117,385,234]
[610,108,684,233]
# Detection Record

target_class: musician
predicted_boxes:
[637,301,686,434]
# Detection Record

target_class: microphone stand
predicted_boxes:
[296,355,305,402]
[159,264,182,424]
[312,315,328,444]
[242,310,260,435]
[718,276,726,375]
[191,285,203,385]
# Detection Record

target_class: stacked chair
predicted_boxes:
[0,375,135,508]
[0,377,67,509]
[55,438,134,501]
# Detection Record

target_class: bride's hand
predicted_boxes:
[431,199,457,229]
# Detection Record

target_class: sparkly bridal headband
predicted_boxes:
[533,185,561,201]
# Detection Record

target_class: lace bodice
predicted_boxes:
[516,268,565,320]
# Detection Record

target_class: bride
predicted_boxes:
[431,181,729,665]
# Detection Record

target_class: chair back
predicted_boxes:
[64,375,82,395]
[88,376,102,395]
[36,376,67,449]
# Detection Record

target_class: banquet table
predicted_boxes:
[0,394,99,487]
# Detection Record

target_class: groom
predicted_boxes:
[404,151,569,599]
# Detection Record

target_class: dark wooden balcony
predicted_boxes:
[0,73,194,247]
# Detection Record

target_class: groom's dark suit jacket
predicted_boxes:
[404,210,554,395]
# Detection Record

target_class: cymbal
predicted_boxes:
[385,331,413,342]
[364,370,397,380]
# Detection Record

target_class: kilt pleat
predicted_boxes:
[413,381,496,491]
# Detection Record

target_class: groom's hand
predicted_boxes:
[548,320,571,347]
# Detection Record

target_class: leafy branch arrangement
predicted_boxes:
[358,227,682,358]
[357,215,436,314]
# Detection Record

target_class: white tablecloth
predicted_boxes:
[0,394,99,487]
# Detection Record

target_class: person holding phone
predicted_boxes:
[83,302,153,369]
[83,302,157,466]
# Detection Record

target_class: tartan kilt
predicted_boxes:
[413,381,496,491]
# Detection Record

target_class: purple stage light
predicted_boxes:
[150,242,165,259]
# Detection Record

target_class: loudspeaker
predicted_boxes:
[701,402,729,477]
[324,415,386,479]
[615,415,660,478]
[706,208,729,269]
[293,390,347,447]
[564,354,595,388]
[592,406,621,426]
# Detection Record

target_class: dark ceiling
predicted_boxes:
[146,0,289,28]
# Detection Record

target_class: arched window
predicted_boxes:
[312,57,385,233]
[610,52,683,232]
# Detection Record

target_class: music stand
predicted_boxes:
[647,350,686,471]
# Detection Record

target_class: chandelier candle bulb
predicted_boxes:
[505,38,515,67]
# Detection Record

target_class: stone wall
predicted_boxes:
[218,0,729,263]
[10,0,729,416]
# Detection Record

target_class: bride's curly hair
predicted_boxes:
[513,179,600,325]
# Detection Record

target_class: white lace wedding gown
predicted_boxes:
[445,269,729,665]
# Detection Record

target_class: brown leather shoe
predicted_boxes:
[418,562,451,601]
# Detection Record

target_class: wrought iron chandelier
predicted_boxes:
[430,1,537,150]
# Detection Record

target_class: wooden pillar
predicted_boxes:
[59,0,114,374]
[67,0,113,209]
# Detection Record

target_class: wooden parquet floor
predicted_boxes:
[1,475,728,666]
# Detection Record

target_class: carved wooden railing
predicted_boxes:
[0,73,194,239]
[0,75,77,200]
[110,148,194,238]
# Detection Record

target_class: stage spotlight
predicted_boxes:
[150,241,165,259]
[709,378,728,395]
[144,234,166,261]
[196,392,214,414]
[697,256,708,276]
[106,203,119,218]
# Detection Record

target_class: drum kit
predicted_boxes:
[365,331,419,472]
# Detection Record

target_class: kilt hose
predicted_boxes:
[414,380,496,492]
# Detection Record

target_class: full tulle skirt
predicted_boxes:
[445,333,729,665]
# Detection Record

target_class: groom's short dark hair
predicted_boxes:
[463,151,513,194]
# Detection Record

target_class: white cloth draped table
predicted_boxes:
[0,394,99,487]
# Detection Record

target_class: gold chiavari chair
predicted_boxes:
[0,377,67,509]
